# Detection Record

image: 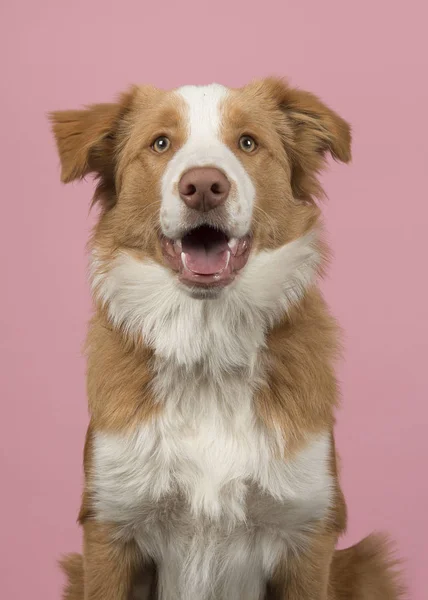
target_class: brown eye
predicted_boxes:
[152,136,171,153]
[239,135,257,153]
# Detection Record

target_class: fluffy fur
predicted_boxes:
[50,78,404,599]
[61,535,404,600]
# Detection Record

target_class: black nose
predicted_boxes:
[178,167,231,212]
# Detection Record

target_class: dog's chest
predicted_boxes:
[92,376,332,600]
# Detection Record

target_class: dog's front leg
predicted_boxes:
[265,532,336,600]
[82,521,150,600]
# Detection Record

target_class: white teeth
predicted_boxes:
[174,239,182,251]
[228,238,238,254]
[224,250,231,270]
[215,251,231,275]
[181,252,188,270]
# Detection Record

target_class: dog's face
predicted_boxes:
[51,79,350,299]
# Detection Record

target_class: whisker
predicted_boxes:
[253,205,282,243]
[137,200,161,217]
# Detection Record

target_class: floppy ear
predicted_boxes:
[49,89,136,185]
[262,78,351,203]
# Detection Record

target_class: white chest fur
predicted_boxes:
[92,373,333,600]
[90,234,329,599]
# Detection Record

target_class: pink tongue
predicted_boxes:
[183,241,230,275]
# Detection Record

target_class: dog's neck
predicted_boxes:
[91,232,321,382]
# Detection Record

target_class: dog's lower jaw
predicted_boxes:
[177,280,227,299]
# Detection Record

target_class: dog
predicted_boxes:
[50,78,403,599]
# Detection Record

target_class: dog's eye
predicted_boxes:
[239,135,257,153]
[152,136,171,153]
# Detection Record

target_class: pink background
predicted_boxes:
[1,1,427,598]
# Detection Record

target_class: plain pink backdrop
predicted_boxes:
[1,1,427,598]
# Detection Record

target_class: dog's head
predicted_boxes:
[50,79,350,302]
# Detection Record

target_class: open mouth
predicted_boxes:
[161,225,252,288]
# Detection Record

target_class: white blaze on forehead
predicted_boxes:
[177,84,227,140]
[160,84,256,240]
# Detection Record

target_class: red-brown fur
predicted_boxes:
[50,78,404,599]
[61,535,403,600]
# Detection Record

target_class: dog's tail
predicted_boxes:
[60,554,84,600]
[330,533,405,599]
